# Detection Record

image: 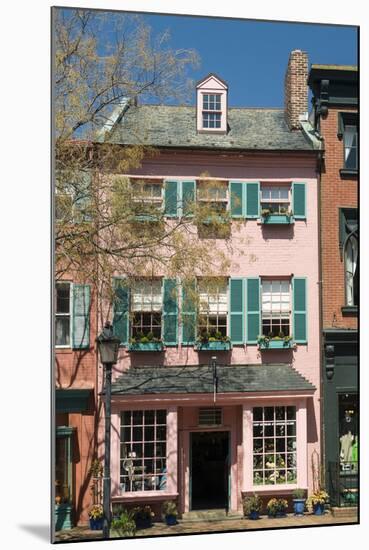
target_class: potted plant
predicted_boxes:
[242,494,262,520]
[133,505,154,529]
[162,500,178,525]
[267,498,288,518]
[292,488,306,516]
[88,504,104,530]
[111,509,136,537]
[309,490,329,515]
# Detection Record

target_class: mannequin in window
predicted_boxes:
[340,430,354,462]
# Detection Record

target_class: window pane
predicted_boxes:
[56,317,70,346]
[56,284,70,313]
[279,187,289,200]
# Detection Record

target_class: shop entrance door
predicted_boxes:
[190,431,229,510]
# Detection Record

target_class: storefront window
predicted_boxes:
[120,410,167,492]
[339,394,358,472]
[252,406,297,485]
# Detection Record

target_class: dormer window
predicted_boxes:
[202,94,222,128]
[196,73,228,133]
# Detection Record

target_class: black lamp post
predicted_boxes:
[96,322,120,539]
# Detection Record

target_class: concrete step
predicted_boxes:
[182,509,243,522]
[331,506,358,518]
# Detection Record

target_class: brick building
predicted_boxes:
[308,65,358,507]
[94,51,322,518]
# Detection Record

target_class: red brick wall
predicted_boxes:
[55,280,99,525]
[319,106,357,330]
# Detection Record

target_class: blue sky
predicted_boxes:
[142,13,357,108]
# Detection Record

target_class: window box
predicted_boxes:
[194,340,232,351]
[258,337,295,350]
[128,341,164,352]
[261,214,294,225]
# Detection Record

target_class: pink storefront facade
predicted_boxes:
[103,150,321,516]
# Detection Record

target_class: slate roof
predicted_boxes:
[106,105,315,151]
[111,364,315,396]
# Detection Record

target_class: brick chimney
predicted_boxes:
[284,50,308,130]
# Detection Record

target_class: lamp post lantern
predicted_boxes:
[96,322,120,539]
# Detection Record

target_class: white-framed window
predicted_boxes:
[202,93,222,129]
[198,279,228,337]
[120,410,167,492]
[55,282,71,346]
[344,234,358,306]
[253,406,297,486]
[260,184,291,215]
[261,280,291,338]
[132,181,163,208]
[343,124,358,170]
[197,180,228,216]
[131,280,162,339]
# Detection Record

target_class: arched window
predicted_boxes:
[344,234,358,306]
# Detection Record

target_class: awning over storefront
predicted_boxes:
[55,388,93,413]
[111,364,315,396]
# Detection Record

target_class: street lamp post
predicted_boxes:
[96,322,120,540]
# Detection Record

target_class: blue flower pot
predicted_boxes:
[165,514,177,525]
[313,503,325,515]
[248,511,260,520]
[135,517,152,529]
[89,518,104,530]
[293,499,306,516]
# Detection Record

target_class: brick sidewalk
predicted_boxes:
[54,511,358,542]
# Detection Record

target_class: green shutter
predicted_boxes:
[230,182,244,218]
[246,182,260,218]
[163,279,178,345]
[182,181,196,217]
[246,278,260,343]
[72,284,90,349]
[182,279,197,344]
[293,182,306,219]
[112,278,129,345]
[74,171,92,222]
[165,180,178,217]
[293,277,307,343]
[230,278,244,344]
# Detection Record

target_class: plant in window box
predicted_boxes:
[111,509,136,537]
[88,504,104,530]
[292,489,307,516]
[132,505,154,529]
[242,494,262,520]
[128,332,164,351]
[195,330,231,350]
[162,501,178,525]
[261,208,271,218]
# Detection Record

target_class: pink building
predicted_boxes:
[100,51,321,517]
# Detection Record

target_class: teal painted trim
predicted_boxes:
[261,215,294,225]
[245,182,260,219]
[182,279,197,345]
[246,277,261,343]
[229,181,244,218]
[258,339,295,350]
[127,341,164,351]
[56,390,92,413]
[132,214,161,222]
[55,504,74,531]
[112,277,130,346]
[72,284,90,349]
[292,276,308,344]
[162,278,178,345]
[194,340,232,351]
[293,182,307,219]
[229,277,244,344]
[164,180,179,217]
[181,180,196,218]
[56,425,76,437]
